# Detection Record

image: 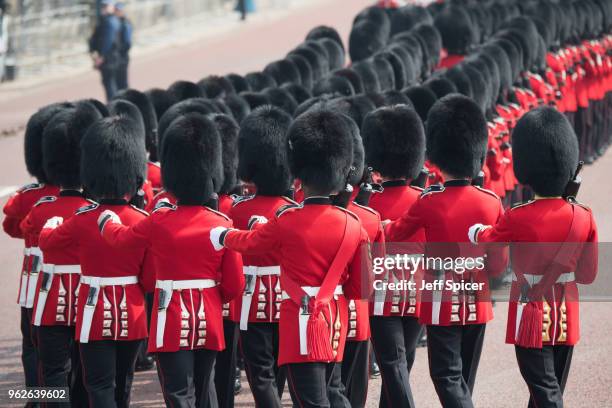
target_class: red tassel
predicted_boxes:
[307,311,334,361]
[516,302,543,349]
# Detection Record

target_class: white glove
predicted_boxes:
[43,216,63,230]
[247,215,268,230]
[210,226,228,251]
[468,223,489,244]
[97,210,121,233]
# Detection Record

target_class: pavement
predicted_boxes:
[0,0,611,406]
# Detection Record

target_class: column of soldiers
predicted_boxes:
[2,0,606,407]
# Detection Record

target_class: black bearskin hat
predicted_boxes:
[414,23,443,68]
[330,95,377,129]
[342,114,364,186]
[264,59,301,86]
[288,46,325,81]
[313,76,355,97]
[108,99,146,138]
[512,107,579,197]
[444,67,473,98]
[81,116,147,200]
[113,89,158,155]
[354,6,391,39]
[425,94,487,179]
[332,68,364,94]
[211,99,232,116]
[24,102,73,183]
[362,105,425,179]
[286,54,314,90]
[306,25,345,52]
[161,113,223,205]
[317,38,345,71]
[434,5,475,55]
[167,80,205,101]
[245,71,277,91]
[461,64,488,113]
[377,50,407,90]
[224,94,251,124]
[352,60,381,93]
[390,5,433,36]
[225,73,251,94]
[237,105,293,195]
[262,87,298,116]
[198,75,236,99]
[349,20,388,62]
[80,98,109,117]
[404,86,438,123]
[210,114,239,195]
[239,92,271,111]
[294,96,331,119]
[303,41,331,76]
[425,76,458,99]
[288,109,354,194]
[281,83,312,105]
[43,102,102,188]
[373,55,396,91]
[382,90,413,107]
[145,88,177,125]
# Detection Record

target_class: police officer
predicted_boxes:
[114,2,132,91]
[470,107,598,408]
[210,109,372,408]
[385,95,508,408]
[89,0,121,101]
[39,115,152,408]
[99,113,244,407]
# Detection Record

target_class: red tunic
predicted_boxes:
[228,195,296,327]
[477,199,598,346]
[385,180,508,326]
[20,191,89,326]
[3,183,59,307]
[347,201,384,341]
[223,197,371,365]
[102,204,244,353]
[39,199,153,342]
[368,180,425,318]
[437,53,464,69]
[147,161,162,193]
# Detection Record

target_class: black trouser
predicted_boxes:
[157,349,218,408]
[515,345,573,408]
[36,325,86,407]
[20,307,39,389]
[240,323,285,408]
[208,320,238,408]
[100,63,118,102]
[79,339,142,408]
[116,58,129,91]
[286,362,350,408]
[369,316,422,408]
[426,324,486,408]
[340,340,369,408]
[237,0,246,20]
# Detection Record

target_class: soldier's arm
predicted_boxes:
[344,228,374,301]
[384,199,424,242]
[575,211,598,285]
[218,248,245,303]
[39,215,76,251]
[481,202,510,277]
[101,214,153,250]
[220,216,282,255]
[2,195,25,238]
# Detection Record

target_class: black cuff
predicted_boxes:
[98,215,111,233]
[219,229,230,247]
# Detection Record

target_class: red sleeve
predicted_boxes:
[384,198,424,242]
[19,210,36,238]
[140,249,156,294]
[477,209,515,243]
[344,228,373,300]
[575,211,598,285]
[3,195,25,239]
[223,217,282,255]
[102,216,153,250]
[482,202,510,278]
[218,249,245,303]
[39,215,78,251]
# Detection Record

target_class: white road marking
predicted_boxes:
[0,186,19,198]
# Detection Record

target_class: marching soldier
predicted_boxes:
[469,107,598,408]
[210,109,372,408]
[229,106,295,407]
[3,103,69,393]
[362,105,426,408]
[98,113,244,407]
[384,95,508,408]
[39,115,152,408]
[22,102,101,406]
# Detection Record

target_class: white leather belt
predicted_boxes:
[374,254,421,316]
[155,279,217,348]
[512,272,576,285]
[25,246,43,308]
[79,275,139,343]
[34,264,81,326]
[42,264,81,274]
[281,285,344,300]
[240,265,281,331]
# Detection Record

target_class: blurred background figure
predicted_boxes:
[236,0,256,22]
[115,2,132,91]
[89,0,120,101]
